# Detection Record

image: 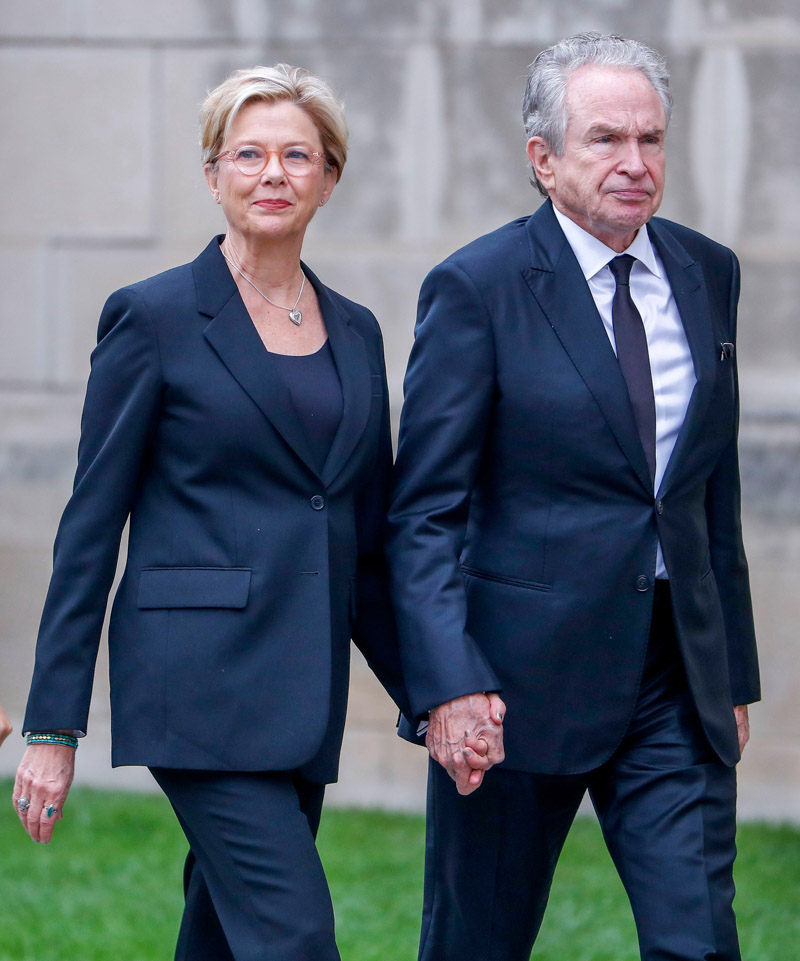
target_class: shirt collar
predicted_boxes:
[552,204,662,282]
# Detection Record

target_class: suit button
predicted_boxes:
[635,575,651,592]
[310,495,325,511]
[656,500,664,515]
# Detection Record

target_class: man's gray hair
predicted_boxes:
[523,33,672,197]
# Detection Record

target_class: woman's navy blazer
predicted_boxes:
[24,237,407,781]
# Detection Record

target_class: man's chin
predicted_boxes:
[608,205,657,234]
[610,194,660,221]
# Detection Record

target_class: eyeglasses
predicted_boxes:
[212,145,326,177]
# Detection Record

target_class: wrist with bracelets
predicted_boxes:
[26,732,79,749]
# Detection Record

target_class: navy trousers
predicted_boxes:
[150,768,340,961]
[419,586,741,961]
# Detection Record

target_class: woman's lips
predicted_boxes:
[253,199,292,209]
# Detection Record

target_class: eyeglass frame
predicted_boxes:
[209,144,328,177]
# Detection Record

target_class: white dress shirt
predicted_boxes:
[552,206,696,579]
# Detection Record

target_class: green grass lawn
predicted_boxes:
[0,779,797,960]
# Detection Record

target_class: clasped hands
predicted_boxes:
[426,692,506,795]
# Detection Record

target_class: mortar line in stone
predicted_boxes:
[0,381,83,395]
[148,45,165,239]
[40,242,58,388]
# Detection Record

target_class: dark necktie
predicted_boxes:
[608,255,656,483]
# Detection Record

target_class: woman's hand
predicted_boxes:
[0,704,12,747]
[13,744,76,844]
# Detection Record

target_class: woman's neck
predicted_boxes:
[221,230,306,297]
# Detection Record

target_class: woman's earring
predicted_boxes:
[215,194,221,203]
[319,199,326,206]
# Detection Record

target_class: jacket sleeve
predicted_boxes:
[704,250,760,706]
[386,261,502,718]
[23,287,163,734]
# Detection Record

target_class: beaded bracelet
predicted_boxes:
[26,733,79,750]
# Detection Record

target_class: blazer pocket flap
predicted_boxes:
[138,567,252,609]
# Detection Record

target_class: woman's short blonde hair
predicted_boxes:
[200,64,348,181]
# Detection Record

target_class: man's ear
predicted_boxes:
[526,137,555,193]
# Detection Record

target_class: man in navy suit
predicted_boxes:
[387,33,759,960]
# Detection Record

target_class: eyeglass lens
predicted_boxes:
[231,146,320,176]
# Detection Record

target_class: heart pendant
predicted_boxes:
[289,309,303,326]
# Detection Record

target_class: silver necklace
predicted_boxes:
[220,242,306,325]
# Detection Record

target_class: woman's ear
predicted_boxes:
[205,163,221,203]
[319,166,337,207]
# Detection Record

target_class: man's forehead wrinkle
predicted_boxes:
[582,120,666,138]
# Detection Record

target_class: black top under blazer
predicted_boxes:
[24,237,408,783]
[388,200,760,774]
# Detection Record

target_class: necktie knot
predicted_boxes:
[609,254,636,287]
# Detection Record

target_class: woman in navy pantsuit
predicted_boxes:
[13,65,408,960]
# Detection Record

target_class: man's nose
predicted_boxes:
[617,140,647,176]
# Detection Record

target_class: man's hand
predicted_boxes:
[426,692,506,795]
[734,704,750,755]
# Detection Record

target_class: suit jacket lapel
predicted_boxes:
[195,240,373,485]
[647,220,717,497]
[306,267,372,487]
[522,203,653,493]
[196,238,320,477]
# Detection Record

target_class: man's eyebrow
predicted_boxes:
[585,123,665,138]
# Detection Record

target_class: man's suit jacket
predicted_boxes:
[24,237,407,783]
[387,200,759,774]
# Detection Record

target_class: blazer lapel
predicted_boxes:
[522,203,653,493]
[196,238,320,476]
[305,267,373,487]
[647,220,717,497]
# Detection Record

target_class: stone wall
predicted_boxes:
[1,0,798,818]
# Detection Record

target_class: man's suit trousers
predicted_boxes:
[418,585,741,961]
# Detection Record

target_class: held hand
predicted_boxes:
[734,704,750,755]
[13,744,76,844]
[0,704,12,747]
[427,692,506,796]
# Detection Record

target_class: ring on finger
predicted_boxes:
[45,804,58,818]
[16,796,30,813]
